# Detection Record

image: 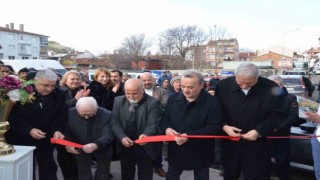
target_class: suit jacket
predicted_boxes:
[111,94,162,160]
[66,107,114,150]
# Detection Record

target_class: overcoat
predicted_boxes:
[160,89,222,169]
[215,76,287,179]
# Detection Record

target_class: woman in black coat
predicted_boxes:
[88,68,118,111]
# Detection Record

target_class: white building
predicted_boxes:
[0,23,49,60]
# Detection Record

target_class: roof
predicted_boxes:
[0,26,49,37]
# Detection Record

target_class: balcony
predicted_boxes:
[18,50,31,55]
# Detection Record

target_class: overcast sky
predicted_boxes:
[1,0,319,55]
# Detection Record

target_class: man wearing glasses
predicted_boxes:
[6,69,68,180]
[65,97,114,180]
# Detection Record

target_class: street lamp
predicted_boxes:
[282,28,300,59]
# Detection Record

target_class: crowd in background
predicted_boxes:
[1,60,320,180]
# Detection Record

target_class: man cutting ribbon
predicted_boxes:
[160,70,223,180]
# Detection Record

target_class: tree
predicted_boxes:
[158,25,207,60]
[207,25,233,68]
[120,33,151,70]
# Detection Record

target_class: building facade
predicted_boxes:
[185,38,239,68]
[0,23,49,60]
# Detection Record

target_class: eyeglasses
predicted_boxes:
[38,83,56,89]
[0,71,9,73]
[78,113,96,118]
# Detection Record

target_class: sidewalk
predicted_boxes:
[108,160,224,180]
[55,159,224,180]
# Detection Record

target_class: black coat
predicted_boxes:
[215,76,287,178]
[6,88,68,147]
[160,90,222,169]
[88,80,117,111]
[60,85,83,108]
[273,87,299,136]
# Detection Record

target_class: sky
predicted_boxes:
[1,0,320,55]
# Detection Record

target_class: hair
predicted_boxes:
[5,65,14,74]
[235,62,260,78]
[76,97,98,111]
[94,68,113,88]
[111,69,123,77]
[181,70,204,85]
[34,69,57,82]
[0,60,4,65]
[60,70,81,87]
[267,75,283,84]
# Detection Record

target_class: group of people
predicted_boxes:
[0,60,319,180]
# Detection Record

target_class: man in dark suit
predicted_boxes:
[215,63,287,180]
[268,75,299,180]
[65,97,114,180]
[111,78,162,180]
[6,69,67,180]
[160,70,222,180]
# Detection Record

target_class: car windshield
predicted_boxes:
[286,72,306,75]
[283,78,301,86]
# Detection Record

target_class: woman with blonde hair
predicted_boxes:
[88,68,117,110]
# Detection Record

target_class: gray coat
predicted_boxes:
[66,107,114,150]
[152,86,169,108]
[111,94,162,160]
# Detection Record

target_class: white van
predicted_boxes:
[1,59,67,75]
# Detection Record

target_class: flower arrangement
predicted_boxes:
[0,76,35,105]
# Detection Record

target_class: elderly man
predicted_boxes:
[140,72,168,177]
[215,63,287,180]
[111,78,162,180]
[6,69,67,180]
[160,70,222,180]
[65,97,114,180]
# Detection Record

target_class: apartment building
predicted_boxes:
[0,23,49,60]
[185,38,239,68]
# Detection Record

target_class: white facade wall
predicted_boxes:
[0,31,42,60]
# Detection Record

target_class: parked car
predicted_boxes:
[279,75,313,97]
[288,96,319,171]
[283,70,309,76]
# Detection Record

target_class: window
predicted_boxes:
[32,37,37,43]
[8,56,15,60]
[8,34,14,40]
[20,35,23,40]
[8,45,15,51]
[0,53,3,59]
[22,57,29,59]
[33,47,37,53]
[33,57,37,59]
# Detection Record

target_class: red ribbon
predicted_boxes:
[50,135,320,148]
[50,138,83,148]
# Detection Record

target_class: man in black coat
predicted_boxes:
[6,69,67,180]
[160,70,222,180]
[268,75,300,180]
[215,63,287,180]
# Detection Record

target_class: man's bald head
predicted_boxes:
[124,78,144,103]
[76,97,98,119]
[140,72,155,89]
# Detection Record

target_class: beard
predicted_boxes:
[128,99,139,104]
